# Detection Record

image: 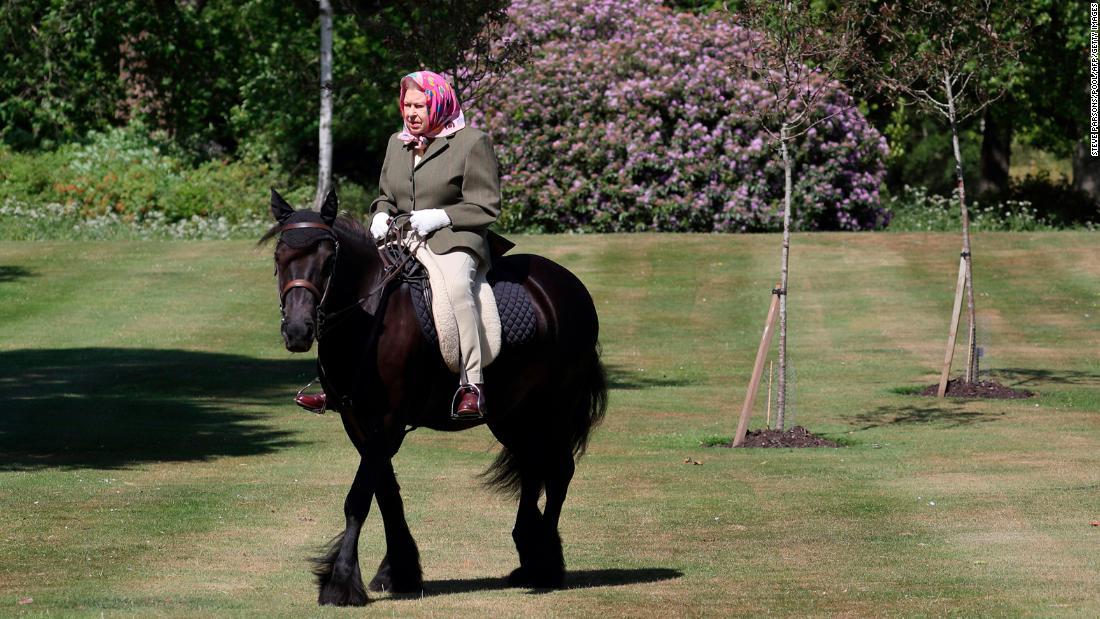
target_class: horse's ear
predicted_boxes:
[320,189,338,225]
[270,188,294,223]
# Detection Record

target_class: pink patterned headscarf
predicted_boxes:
[397,71,466,148]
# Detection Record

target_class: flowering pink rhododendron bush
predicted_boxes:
[466,0,888,232]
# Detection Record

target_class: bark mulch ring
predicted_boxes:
[917,379,1033,399]
[721,426,840,449]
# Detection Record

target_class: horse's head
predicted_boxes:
[268,189,339,353]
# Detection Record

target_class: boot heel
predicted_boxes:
[451,384,486,420]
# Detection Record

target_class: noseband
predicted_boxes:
[277,221,340,317]
[276,216,417,344]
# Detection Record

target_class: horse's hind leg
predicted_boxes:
[508,465,546,586]
[367,458,423,594]
[509,447,573,589]
[314,457,373,606]
[535,448,573,587]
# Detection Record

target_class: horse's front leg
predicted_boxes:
[314,456,375,606]
[367,454,423,594]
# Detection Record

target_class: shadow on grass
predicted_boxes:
[994,367,1100,388]
[0,347,314,471]
[0,265,35,283]
[605,364,697,390]
[408,567,683,598]
[851,403,1005,430]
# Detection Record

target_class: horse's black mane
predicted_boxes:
[333,215,369,243]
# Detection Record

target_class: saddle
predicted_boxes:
[381,233,537,373]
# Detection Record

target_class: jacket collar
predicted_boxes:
[408,133,455,172]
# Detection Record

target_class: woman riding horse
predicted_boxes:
[269,69,605,605]
[296,70,498,418]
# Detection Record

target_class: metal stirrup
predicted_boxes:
[296,377,327,415]
[450,383,485,421]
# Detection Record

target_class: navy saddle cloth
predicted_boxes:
[405,261,538,353]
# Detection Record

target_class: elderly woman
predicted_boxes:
[296,70,500,419]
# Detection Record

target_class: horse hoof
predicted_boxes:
[317,593,369,607]
[370,562,423,593]
[318,582,370,606]
[507,566,530,587]
[367,574,387,593]
[368,574,422,594]
[318,598,368,607]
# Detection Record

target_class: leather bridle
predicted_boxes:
[276,221,340,324]
[275,215,421,344]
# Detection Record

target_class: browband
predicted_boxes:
[281,221,335,234]
[277,220,339,308]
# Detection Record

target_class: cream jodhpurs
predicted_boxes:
[420,245,488,384]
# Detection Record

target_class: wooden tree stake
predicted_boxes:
[734,286,782,446]
[766,360,774,430]
[937,255,967,397]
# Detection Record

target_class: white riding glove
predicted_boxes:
[369,212,391,241]
[409,209,451,236]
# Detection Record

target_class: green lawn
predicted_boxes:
[1,232,1098,617]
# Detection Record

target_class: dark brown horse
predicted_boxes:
[263,190,607,606]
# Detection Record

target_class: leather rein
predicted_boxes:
[275,216,426,419]
[276,216,420,343]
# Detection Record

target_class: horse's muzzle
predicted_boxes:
[282,318,315,353]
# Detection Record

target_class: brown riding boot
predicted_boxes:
[295,392,327,414]
[452,384,486,420]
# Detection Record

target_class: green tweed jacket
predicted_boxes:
[369,127,501,264]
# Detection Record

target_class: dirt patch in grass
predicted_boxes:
[721,426,841,449]
[918,379,1034,399]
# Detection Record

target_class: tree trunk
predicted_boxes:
[1072,139,1100,206]
[775,123,792,431]
[314,0,334,209]
[117,32,156,123]
[977,106,1011,197]
[945,71,978,383]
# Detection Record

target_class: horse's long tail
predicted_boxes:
[567,342,608,458]
[480,446,524,497]
[480,343,608,497]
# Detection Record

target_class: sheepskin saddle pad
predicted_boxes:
[401,243,538,374]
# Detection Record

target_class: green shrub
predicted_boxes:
[883,185,1063,232]
[698,435,733,448]
[0,123,374,239]
[0,198,273,240]
[1002,171,1097,227]
[1,123,297,222]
